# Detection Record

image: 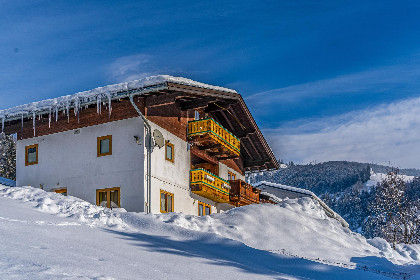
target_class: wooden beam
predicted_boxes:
[145,92,185,107]
[197,143,222,150]
[219,109,237,134]
[240,140,253,160]
[178,97,217,110]
[217,155,240,160]
[218,104,254,137]
[204,100,237,113]
[246,134,264,160]
[207,151,226,157]
[190,146,219,165]
[244,159,273,168]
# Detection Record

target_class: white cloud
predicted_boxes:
[264,96,420,169]
[246,58,420,106]
[107,54,184,83]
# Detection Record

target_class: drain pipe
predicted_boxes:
[130,95,152,214]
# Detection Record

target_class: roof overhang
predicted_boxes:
[1,75,279,171]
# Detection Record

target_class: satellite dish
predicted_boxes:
[153,129,164,148]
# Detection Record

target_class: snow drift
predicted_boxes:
[159,197,420,267]
[0,185,419,279]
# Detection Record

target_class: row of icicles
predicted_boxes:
[1,94,113,137]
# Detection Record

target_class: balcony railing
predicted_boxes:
[190,168,230,203]
[188,118,240,158]
[229,180,260,207]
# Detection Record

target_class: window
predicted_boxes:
[25,144,38,166]
[165,141,174,163]
[97,135,112,157]
[198,201,211,216]
[96,187,120,208]
[160,190,174,213]
[54,188,67,196]
[228,171,236,181]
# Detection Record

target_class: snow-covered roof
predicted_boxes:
[254,181,313,196]
[260,191,283,204]
[0,177,16,187]
[0,75,237,124]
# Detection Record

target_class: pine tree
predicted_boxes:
[0,133,16,180]
[372,169,419,248]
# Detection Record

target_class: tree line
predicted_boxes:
[0,133,16,180]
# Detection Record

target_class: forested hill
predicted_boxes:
[248,161,420,194]
[249,161,420,238]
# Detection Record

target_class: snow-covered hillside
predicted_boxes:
[0,185,419,279]
[365,171,414,188]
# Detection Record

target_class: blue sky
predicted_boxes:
[2,1,420,168]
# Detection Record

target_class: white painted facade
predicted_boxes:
[16,117,239,215]
[17,117,146,212]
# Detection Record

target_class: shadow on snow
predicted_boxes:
[102,228,402,280]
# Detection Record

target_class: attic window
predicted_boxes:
[25,144,38,166]
[228,171,236,181]
[165,141,174,163]
[97,135,112,157]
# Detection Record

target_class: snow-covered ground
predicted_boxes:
[0,185,419,279]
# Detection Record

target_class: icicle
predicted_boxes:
[108,94,112,117]
[55,106,58,122]
[66,99,70,123]
[74,97,79,116]
[97,95,102,114]
[48,107,51,129]
[33,112,36,137]
[20,114,23,140]
[1,117,4,133]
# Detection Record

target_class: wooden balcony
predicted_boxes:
[229,180,261,207]
[188,118,240,159]
[190,168,230,203]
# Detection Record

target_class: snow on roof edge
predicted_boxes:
[260,191,283,204]
[254,181,313,196]
[0,75,237,121]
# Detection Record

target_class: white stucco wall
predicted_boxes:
[16,117,145,212]
[16,116,238,215]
